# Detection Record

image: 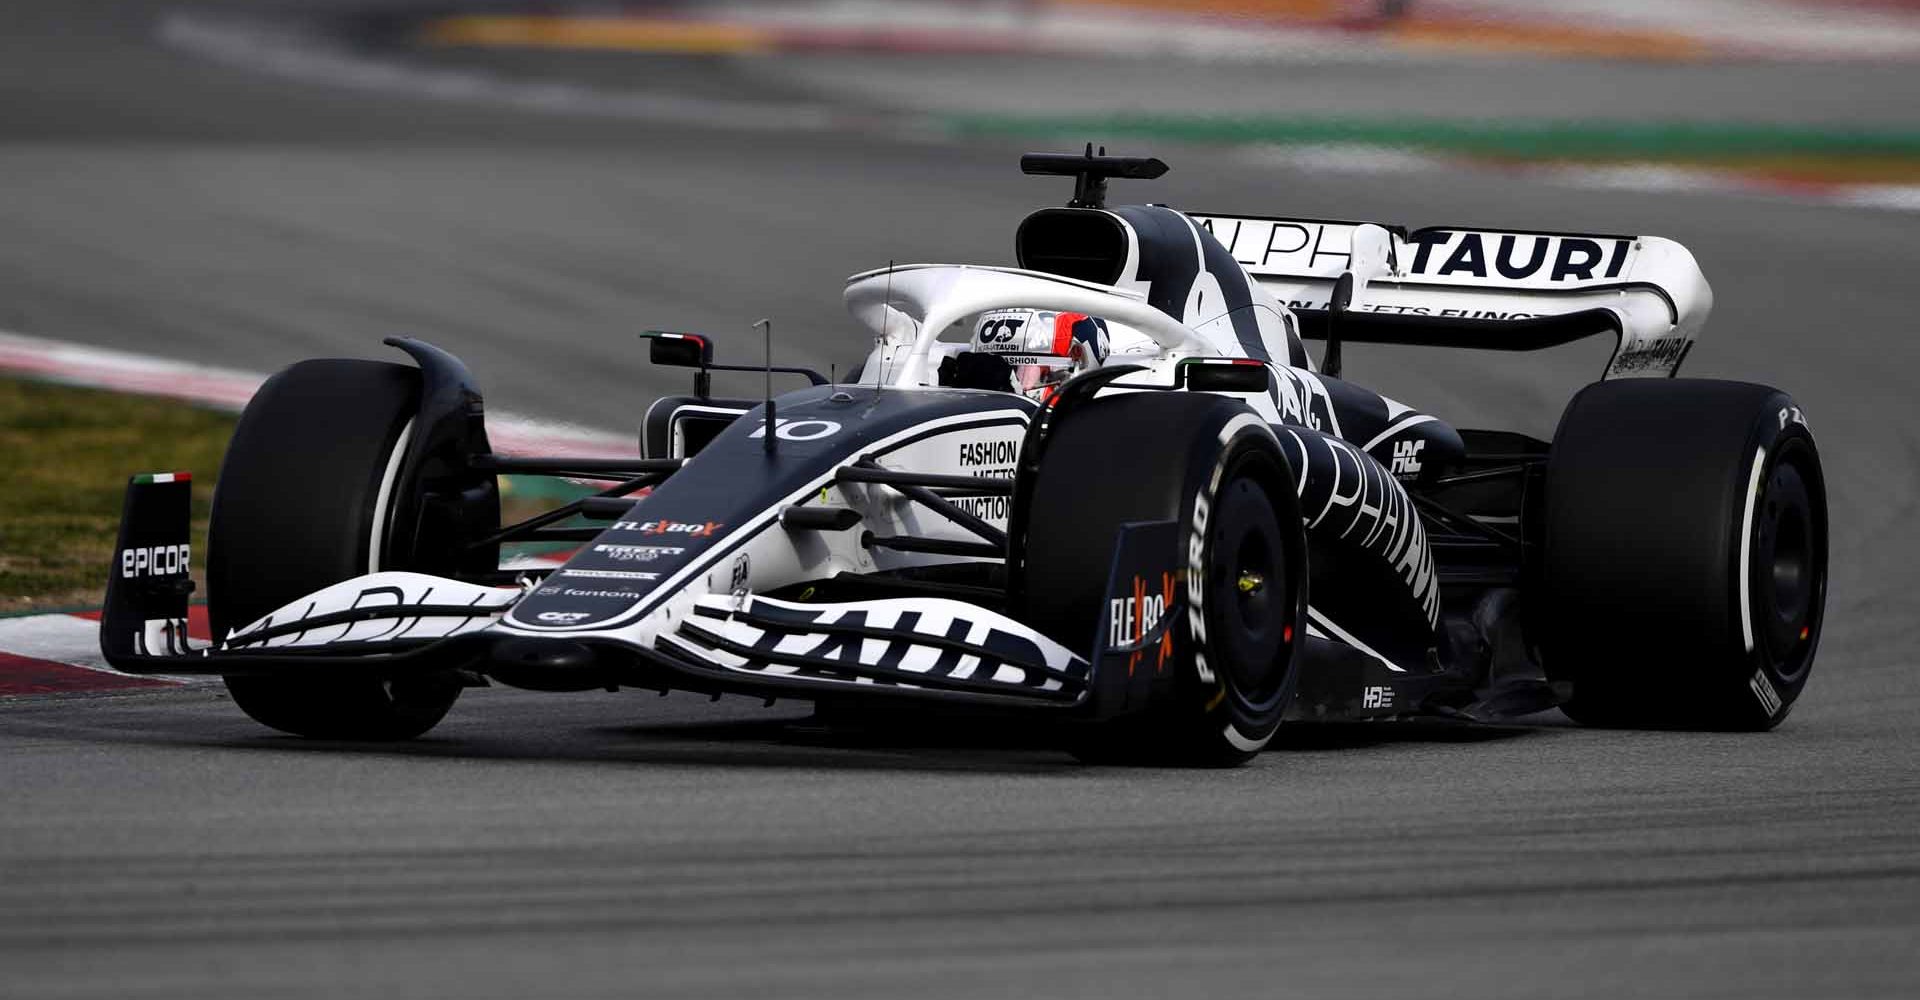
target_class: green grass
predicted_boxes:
[0,378,234,613]
[0,375,596,613]
[942,113,1920,162]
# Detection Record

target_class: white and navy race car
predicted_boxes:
[101,151,1827,764]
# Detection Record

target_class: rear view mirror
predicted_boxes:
[1180,359,1270,394]
[642,331,712,368]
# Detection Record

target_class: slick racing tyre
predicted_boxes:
[1539,379,1827,730]
[209,360,473,740]
[1014,390,1307,766]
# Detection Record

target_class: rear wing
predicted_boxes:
[1190,214,1713,378]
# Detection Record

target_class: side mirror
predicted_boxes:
[636,330,828,403]
[1179,358,1269,394]
[642,330,712,368]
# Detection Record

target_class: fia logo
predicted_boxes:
[1362,685,1395,709]
[1389,439,1425,477]
[729,553,751,596]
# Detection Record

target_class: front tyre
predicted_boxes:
[210,359,466,740]
[1538,378,1827,730]
[1014,392,1307,766]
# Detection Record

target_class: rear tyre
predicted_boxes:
[1538,379,1826,730]
[1014,392,1307,766]
[210,360,464,740]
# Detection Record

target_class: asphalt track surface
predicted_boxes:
[4,3,1918,997]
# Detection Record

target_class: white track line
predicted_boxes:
[0,329,635,458]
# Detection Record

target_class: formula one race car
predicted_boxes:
[100,151,1827,764]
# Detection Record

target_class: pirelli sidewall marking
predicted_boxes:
[1187,415,1275,689]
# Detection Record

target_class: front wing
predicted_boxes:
[99,475,1502,722]
[99,475,1184,716]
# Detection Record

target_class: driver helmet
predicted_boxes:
[970,309,1112,402]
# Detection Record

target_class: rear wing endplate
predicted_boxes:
[1190,214,1714,378]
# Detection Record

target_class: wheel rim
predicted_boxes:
[1204,463,1294,709]
[1751,445,1823,683]
[1234,531,1274,633]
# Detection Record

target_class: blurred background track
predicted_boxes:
[2,2,1917,997]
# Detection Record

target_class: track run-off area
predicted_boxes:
[2,2,1917,997]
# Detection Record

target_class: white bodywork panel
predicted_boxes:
[658,593,1086,693]
[1192,215,1714,379]
[845,215,1713,385]
[492,406,1034,644]
[846,264,1220,387]
[223,571,520,649]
